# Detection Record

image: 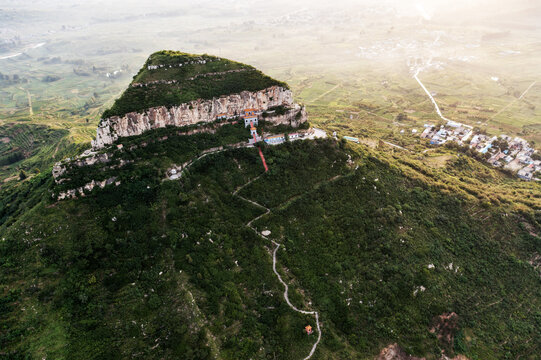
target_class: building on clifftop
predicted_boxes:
[243,109,259,127]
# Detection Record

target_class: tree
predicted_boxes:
[492,138,509,152]
[19,170,27,180]
[395,113,408,122]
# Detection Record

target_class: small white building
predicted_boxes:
[264,134,286,145]
[289,133,301,140]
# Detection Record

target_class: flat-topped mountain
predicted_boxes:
[93,51,306,148]
[102,50,288,119]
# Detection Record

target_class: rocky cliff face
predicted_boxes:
[56,177,120,200]
[92,86,306,149]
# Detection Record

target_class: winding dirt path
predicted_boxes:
[18,87,33,116]
[233,176,322,360]
[382,140,409,152]
[491,80,537,120]
[170,144,324,359]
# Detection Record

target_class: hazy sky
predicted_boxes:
[1,0,538,20]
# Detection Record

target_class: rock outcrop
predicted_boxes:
[376,344,425,360]
[56,177,119,200]
[92,86,306,149]
[52,149,113,183]
[376,344,469,360]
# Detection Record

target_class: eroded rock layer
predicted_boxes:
[92,86,306,149]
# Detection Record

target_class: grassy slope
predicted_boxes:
[1,155,310,359]
[101,51,288,119]
[0,134,342,360]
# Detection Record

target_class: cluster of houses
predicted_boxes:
[105,69,126,79]
[421,121,474,146]
[263,132,304,145]
[483,135,540,181]
[420,121,539,181]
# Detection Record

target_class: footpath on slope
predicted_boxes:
[172,146,324,359]
[233,175,322,360]
[490,80,538,121]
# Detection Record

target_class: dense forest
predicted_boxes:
[1,130,539,359]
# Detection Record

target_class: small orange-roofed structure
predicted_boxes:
[243,108,259,127]
[249,122,258,138]
[305,325,313,335]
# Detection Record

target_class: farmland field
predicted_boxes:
[1,0,540,184]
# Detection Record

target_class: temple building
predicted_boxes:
[243,108,258,127]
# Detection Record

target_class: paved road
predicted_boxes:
[168,148,232,180]
[414,69,452,123]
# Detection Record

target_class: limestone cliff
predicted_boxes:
[92,86,306,149]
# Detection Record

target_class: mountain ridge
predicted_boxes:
[101,50,289,119]
[92,51,305,149]
[0,50,539,360]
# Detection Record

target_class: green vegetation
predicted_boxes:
[1,134,539,359]
[51,120,287,194]
[251,144,541,359]
[101,51,288,119]
[0,137,336,360]
[1,5,540,359]
[0,124,83,182]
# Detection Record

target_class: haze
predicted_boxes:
[1,0,540,145]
